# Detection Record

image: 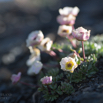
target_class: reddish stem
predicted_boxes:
[20,81,38,88]
[81,41,85,60]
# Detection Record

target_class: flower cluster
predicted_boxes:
[57,7,79,25]
[57,7,79,38]
[26,30,53,75]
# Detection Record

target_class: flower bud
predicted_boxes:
[11,72,21,84]
[40,76,52,85]
[72,27,91,41]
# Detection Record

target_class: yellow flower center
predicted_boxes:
[33,48,40,56]
[65,60,74,70]
[43,40,49,48]
[62,30,69,33]
[44,42,47,48]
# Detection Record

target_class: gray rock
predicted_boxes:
[74,92,103,103]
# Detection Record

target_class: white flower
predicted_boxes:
[27,61,43,75]
[26,30,44,47]
[38,37,53,51]
[72,7,80,16]
[26,48,40,66]
[58,25,72,37]
[60,57,77,73]
[57,14,76,25]
[59,6,80,16]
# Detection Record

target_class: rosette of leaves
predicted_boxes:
[38,54,98,102]
[38,68,74,101]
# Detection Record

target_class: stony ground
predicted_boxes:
[0,0,103,103]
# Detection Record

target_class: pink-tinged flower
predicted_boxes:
[72,27,91,41]
[11,72,21,84]
[38,37,53,52]
[60,57,77,73]
[40,76,52,85]
[59,6,80,16]
[26,48,40,66]
[27,61,43,75]
[26,30,44,47]
[58,25,72,37]
[57,15,76,25]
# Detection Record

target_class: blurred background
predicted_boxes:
[0,0,103,78]
[0,0,103,102]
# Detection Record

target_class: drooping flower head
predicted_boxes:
[72,27,91,41]
[60,57,77,73]
[26,48,40,66]
[38,37,53,52]
[40,76,52,85]
[58,25,72,37]
[26,30,44,47]
[27,61,43,75]
[59,6,80,16]
[11,72,21,84]
[57,14,76,25]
